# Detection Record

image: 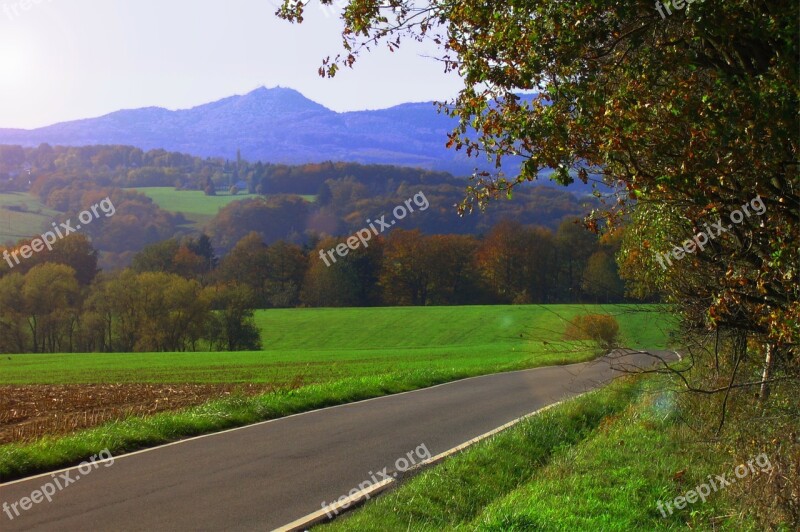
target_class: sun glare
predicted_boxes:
[0,40,29,87]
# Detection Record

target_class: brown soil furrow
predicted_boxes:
[0,383,275,445]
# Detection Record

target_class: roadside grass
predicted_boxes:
[321,375,765,531]
[0,305,674,482]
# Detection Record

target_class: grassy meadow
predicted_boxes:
[0,192,61,245]
[131,187,317,227]
[0,305,673,385]
[0,188,318,244]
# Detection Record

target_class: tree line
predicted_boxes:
[0,235,261,354]
[139,218,625,308]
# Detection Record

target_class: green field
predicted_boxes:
[0,305,673,385]
[131,187,259,217]
[131,187,317,227]
[0,188,319,242]
[0,192,62,245]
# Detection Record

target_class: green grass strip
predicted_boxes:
[471,381,762,531]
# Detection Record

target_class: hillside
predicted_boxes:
[0,87,540,180]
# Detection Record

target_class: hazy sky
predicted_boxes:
[0,0,461,129]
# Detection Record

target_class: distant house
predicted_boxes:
[234,180,248,191]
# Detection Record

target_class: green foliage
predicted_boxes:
[0,144,602,262]
[281,6,799,517]
[209,195,309,252]
[206,283,263,351]
[0,233,98,285]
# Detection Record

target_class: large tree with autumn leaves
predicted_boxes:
[278,0,798,398]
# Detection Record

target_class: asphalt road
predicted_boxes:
[0,350,674,531]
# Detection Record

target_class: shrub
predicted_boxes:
[563,314,621,350]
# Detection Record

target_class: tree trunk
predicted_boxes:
[759,343,775,402]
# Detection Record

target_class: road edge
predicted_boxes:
[272,393,586,532]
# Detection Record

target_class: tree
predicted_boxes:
[209,195,309,252]
[46,234,99,286]
[301,236,384,307]
[380,229,431,306]
[124,272,210,352]
[172,245,207,280]
[188,234,217,273]
[131,239,181,274]
[424,234,482,305]
[475,221,557,304]
[216,232,270,305]
[316,181,333,206]
[582,251,625,304]
[21,264,80,353]
[555,219,598,302]
[204,176,216,196]
[206,283,262,351]
[1,234,99,286]
[264,241,307,307]
[0,273,27,353]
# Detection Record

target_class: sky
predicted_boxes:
[0,0,462,129]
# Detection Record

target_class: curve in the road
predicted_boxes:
[0,350,675,531]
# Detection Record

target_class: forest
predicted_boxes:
[0,144,599,267]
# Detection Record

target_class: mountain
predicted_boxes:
[0,87,526,178]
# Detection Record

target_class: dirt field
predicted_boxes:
[0,383,274,444]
